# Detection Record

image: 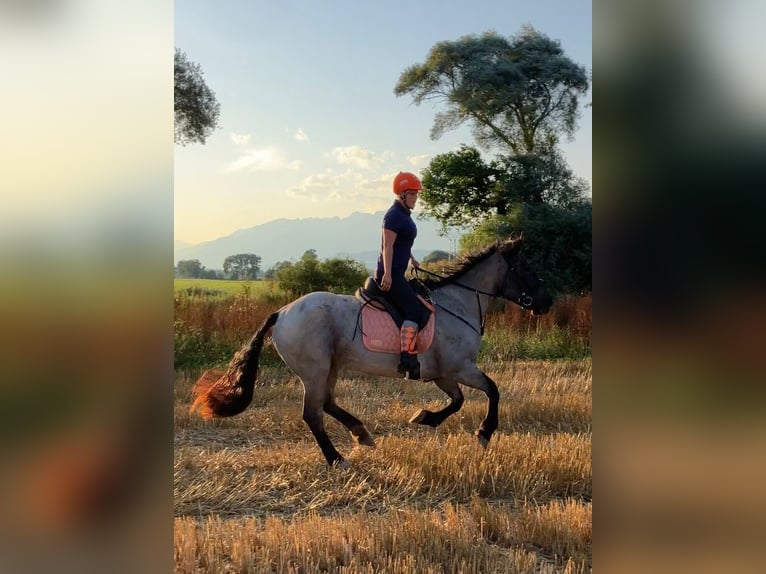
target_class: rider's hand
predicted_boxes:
[381,272,392,291]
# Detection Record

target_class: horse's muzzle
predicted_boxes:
[532,294,554,316]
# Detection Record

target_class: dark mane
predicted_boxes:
[420,239,520,289]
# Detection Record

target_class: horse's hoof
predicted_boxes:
[356,433,376,448]
[476,433,490,448]
[409,409,428,424]
[334,458,351,470]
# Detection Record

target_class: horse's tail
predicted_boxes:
[190,311,280,419]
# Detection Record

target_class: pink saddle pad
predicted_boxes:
[360,300,435,354]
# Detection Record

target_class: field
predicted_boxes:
[174,291,592,573]
[175,278,283,299]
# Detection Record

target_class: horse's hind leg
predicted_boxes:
[323,366,375,448]
[301,378,348,468]
[409,378,465,428]
[324,401,375,448]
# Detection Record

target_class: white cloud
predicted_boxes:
[230,133,251,146]
[294,128,309,142]
[223,146,302,173]
[329,145,386,170]
[286,169,393,210]
[407,154,430,166]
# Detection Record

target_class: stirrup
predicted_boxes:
[398,352,421,380]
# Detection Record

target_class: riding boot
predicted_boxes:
[397,321,420,380]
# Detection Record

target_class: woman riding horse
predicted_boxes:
[191,235,553,469]
[376,171,423,380]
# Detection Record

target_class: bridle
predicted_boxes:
[413,255,538,336]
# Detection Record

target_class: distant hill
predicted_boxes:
[174,211,456,272]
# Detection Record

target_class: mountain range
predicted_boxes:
[174,211,456,272]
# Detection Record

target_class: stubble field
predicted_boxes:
[174,357,591,573]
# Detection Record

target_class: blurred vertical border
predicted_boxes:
[0,1,172,573]
[596,0,766,572]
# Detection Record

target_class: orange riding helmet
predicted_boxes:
[392,171,423,195]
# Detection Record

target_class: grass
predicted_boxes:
[174,360,592,573]
[173,287,592,571]
[173,290,592,370]
[174,278,283,299]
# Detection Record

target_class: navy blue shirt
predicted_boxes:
[376,200,417,278]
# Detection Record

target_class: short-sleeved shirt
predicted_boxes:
[376,200,417,278]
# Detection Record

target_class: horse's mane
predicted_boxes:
[420,237,521,289]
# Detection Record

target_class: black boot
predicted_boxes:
[397,352,421,380]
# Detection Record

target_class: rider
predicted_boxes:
[376,171,423,379]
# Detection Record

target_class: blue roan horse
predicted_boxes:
[191,236,552,468]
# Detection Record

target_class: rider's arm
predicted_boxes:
[380,228,397,290]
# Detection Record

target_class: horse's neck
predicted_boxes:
[433,258,500,318]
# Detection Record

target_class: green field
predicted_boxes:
[174,278,282,298]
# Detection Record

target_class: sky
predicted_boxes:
[174,0,592,245]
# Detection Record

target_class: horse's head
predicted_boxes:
[499,234,553,316]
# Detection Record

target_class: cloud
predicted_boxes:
[223,147,302,173]
[286,169,393,210]
[294,128,309,142]
[230,133,251,146]
[329,146,387,170]
[407,154,431,166]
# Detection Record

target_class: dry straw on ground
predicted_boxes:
[175,359,591,572]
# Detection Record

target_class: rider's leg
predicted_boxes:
[388,277,421,379]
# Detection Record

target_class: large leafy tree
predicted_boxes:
[397,27,591,294]
[174,49,221,145]
[395,27,589,155]
[418,145,504,228]
[460,203,592,295]
[419,145,589,229]
[222,253,261,280]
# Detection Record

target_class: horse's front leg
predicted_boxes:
[409,377,465,428]
[453,366,500,447]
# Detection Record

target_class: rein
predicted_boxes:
[413,266,535,336]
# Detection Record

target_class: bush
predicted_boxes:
[276,250,369,297]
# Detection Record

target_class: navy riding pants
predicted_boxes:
[379,274,420,323]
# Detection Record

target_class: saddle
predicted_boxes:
[354,277,436,355]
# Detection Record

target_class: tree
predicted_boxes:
[222,253,261,280]
[420,145,588,229]
[418,145,505,228]
[496,150,589,208]
[319,258,369,294]
[263,260,292,280]
[174,48,221,145]
[200,268,221,279]
[422,250,451,264]
[398,28,591,295]
[276,250,324,296]
[419,145,505,228]
[176,259,204,278]
[395,27,589,155]
[460,202,592,295]
[276,251,368,297]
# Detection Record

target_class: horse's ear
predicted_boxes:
[519,230,524,242]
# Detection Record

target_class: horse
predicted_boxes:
[190,235,552,468]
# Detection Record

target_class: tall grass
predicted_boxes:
[174,288,591,370]
[174,286,291,369]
